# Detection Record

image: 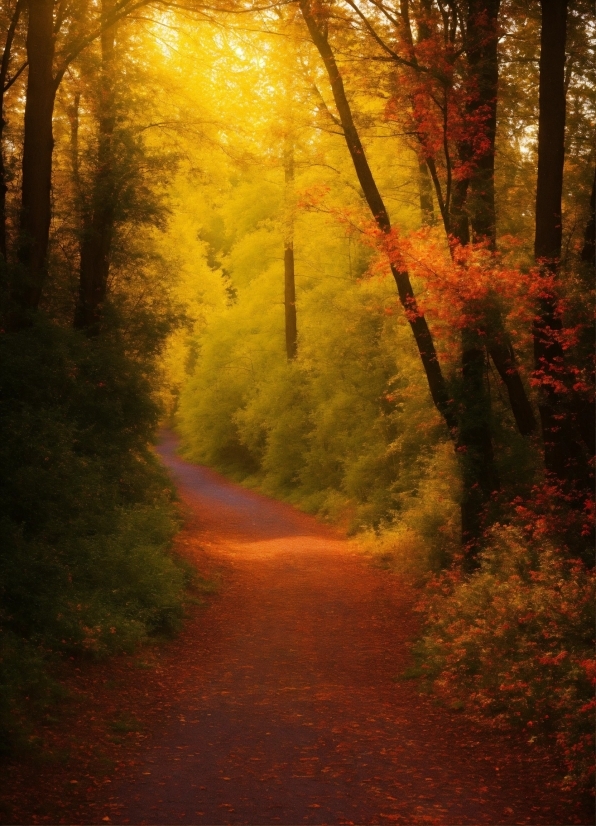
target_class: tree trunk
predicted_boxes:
[418,160,435,226]
[446,3,501,558]
[580,168,595,266]
[487,339,537,435]
[299,0,456,432]
[534,0,567,266]
[407,1,535,439]
[575,170,595,457]
[283,134,297,360]
[14,0,55,312]
[449,2,536,441]
[455,0,551,555]
[460,328,499,563]
[533,0,573,482]
[466,0,500,248]
[0,0,24,261]
[74,6,117,331]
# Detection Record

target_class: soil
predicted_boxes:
[1,431,592,825]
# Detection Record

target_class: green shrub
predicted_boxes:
[0,318,186,751]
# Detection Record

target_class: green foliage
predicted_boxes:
[416,525,595,790]
[357,443,461,578]
[0,317,186,752]
[176,178,454,536]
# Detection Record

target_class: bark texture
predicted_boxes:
[74,7,117,331]
[299,0,456,432]
[418,160,435,226]
[533,0,572,481]
[283,135,297,360]
[15,0,56,311]
[0,0,24,261]
[466,0,500,247]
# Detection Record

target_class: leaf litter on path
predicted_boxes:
[1,432,592,825]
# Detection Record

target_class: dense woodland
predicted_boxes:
[0,0,594,793]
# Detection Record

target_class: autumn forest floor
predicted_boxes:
[1,432,592,826]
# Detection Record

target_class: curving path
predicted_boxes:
[102,432,587,825]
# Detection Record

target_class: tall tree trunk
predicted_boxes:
[425,2,503,549]
[575,170,595,456]
[418,160,435,226]
[532,0,593,504]
[441,1,502,556]
[14,0,55,312]
[459,0,545,554]
[534,0,567,267]
[0,0,24,262]
[74,6,116,331]
[580,169,595,266]
[283,134,297,360]
[447,129,497,555]
[414,0,536,438]
[67,91,81,195]
[299,0,456,433]
[448,2,536,441]
[532,0,576,482]
[466,0,500,247]
[460,327,499,562]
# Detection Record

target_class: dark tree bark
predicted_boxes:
[418,160,435,226]
[14,0,56,312]
[67,91,81,193]
[74,8,117,332]
[580,168,595,266]
[531,0,593,503]
[446,1,502,554]
[534,0,567,267]
[299,0,456,433]
[487,339,537,435]
[0,0,24,261]
[466,0,500,247]
[449,169,470,246]
[463,1,537,436]
[447,79,498,556]
[409,0,537,439]
[283,134,297,360]
[574,170,595,457]
[284,243,297,360]
[11,0,151,317]
[460,327,499,561]
[532,0,576,482]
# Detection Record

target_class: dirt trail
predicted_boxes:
[95,432,586,825]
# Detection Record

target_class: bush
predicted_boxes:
[416,524,595,791]
[0,317,186,752]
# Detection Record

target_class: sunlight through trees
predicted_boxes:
[0,0,594,793]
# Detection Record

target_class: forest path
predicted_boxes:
[100,431,584,826]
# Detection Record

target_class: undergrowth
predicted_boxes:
[411,523,595,793]
[0,318,189,755]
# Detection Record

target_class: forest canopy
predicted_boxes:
[0,0,594,791]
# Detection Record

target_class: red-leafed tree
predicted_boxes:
[532,0,593,497]
[299,0,524,560]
